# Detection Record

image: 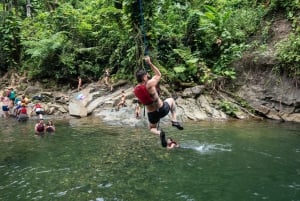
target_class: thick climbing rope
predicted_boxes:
[138,0,149,118]
[138,0,148,57]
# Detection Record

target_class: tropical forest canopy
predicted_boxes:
[0,0,299,87]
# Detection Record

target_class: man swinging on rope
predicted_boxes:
[134,56,183,147]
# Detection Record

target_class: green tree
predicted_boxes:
[1,0,297,88]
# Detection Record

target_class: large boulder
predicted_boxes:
[68,87,94,117]
[69,101,88,117]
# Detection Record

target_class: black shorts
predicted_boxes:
[147,102,170,124]
[2,106,9,112]
[36,111,44,115]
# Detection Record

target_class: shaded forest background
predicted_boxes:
[0,0,299,91]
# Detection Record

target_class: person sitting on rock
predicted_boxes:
[21,95,29,106]
[116,90,126,111]
[31,102,44,119]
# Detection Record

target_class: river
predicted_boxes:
[0,117,299,201]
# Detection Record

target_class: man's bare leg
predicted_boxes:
[165,98,183,130]
[165,98,177,122]
[149,123,167,147]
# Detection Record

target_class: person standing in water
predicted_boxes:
[1,92,10,118]
[35,119,45,135]
[135,100,141,119]
[17,104,29,121]
[134,56,183,147]
[46,120,56,133]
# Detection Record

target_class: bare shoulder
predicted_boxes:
[147,77,160,88]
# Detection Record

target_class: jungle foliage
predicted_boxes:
[0,0,299,87]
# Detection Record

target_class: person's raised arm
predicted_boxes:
[144,56,161,86]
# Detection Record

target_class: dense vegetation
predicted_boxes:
[0,0,299,88]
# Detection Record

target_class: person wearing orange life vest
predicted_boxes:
[133,56,183,147]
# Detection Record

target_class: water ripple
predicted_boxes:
[176,192,195,201]
[98,182,113,188]
[180,140,232,154]
[288,183,300,190]
[55,191,68,197]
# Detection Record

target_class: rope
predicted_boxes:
[138,0,148,56]
[138,0,149,119]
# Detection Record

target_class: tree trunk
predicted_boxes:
[26,0,31,17]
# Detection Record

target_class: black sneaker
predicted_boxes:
[160,130,167,147]
[172,121,184,130]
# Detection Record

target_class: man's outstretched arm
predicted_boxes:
[144,56,161,87]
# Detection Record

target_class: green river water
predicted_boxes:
[0,117,299,201]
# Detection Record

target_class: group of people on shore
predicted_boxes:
[1,88,30,121]
[2,56,181,148]
[1,88,55,135]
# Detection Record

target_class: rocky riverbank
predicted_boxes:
[0,76,241,125]
[1,68,299,125]
[0,75,257,127]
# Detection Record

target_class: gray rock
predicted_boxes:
[182,85,205,98]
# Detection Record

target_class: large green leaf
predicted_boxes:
[174,65,186,73]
